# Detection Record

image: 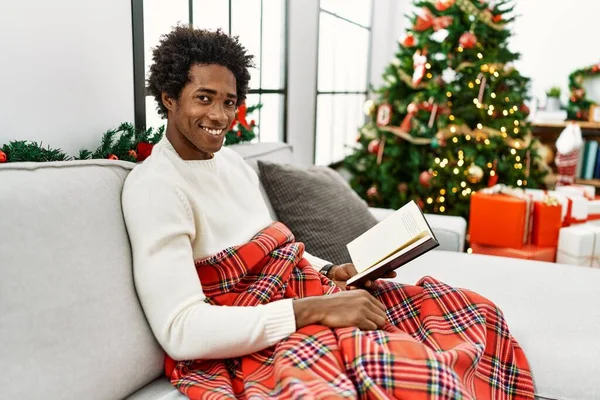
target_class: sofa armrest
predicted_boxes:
[368,207,466,253]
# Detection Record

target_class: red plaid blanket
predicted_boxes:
[166,222,534,399]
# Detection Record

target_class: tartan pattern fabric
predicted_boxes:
[555,149,580,186]
[167,222,534,399]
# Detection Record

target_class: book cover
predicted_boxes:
[594,144,600,179]
[345,201,439,286]
[584,141,598,179]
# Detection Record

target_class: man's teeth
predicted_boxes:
[202,127,223,135]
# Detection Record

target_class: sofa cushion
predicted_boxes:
[393,251,600,400]
[257,160,378,264]
[0,160,164,400]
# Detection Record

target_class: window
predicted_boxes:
[132,0,288,142]
[314,0,373,165]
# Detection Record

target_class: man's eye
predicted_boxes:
[198,95,210,102]
[225,100,236,107]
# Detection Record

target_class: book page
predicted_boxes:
[346,235,433,286]
[346,201,433,273]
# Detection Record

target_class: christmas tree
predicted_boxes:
[344,0,547,219]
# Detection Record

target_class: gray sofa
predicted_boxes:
[1,142,599,400]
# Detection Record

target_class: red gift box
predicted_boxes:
[469,187,533,249]
[470,243,556,262]
[531,200,562,247]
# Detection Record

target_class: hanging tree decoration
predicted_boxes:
[476,72,488,103]
[414,7,453,32]
[488,159,499,187]
[467,163,484,184]
[412,50,428,86]
[400,103,420,132]
[459,32,478,49]
[400,32,416,47]
[435,0,456,11]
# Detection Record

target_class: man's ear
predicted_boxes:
[162,92,176,112]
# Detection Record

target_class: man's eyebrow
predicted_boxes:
[196,87,217,95]
[196,87,237,99]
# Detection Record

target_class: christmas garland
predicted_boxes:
[0,103,262,163]
[380,122,531,148]
[425,0,506,31]
[566,62,600,121]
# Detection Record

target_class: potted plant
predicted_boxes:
[546,86,562,111]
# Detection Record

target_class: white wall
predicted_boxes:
[0,0,135,156]
[369,0,411,89]
[511,0,600,106]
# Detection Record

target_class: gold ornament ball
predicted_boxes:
[467,164,484,184]
[363,100,377,116]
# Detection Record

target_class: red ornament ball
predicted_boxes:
[592,65,599,73]
[400,33,415,47]
[250,119,256,126]
[0,149,6,163]
[492,14,503,23]
[416,198,425,209]
[398,182,408,193]
[419,170,433,187]
[107,154,118,160]
[367,139,380,155]
[520,103,530,114]
[366,186,379,199]
[459,32,478,49]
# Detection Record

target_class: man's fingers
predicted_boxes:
[383,271,397,278]
[365,309,387,329]
[367,295,387,313]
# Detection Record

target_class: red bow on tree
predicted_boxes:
[414,8,453,31]
[229,103,250,130]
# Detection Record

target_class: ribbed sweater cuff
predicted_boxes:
[264,299,296,345]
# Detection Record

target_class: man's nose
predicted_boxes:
[207,103,228,125]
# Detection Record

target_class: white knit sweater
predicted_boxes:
[122,137,330,360]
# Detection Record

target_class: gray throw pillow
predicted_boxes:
[257,160,378,264]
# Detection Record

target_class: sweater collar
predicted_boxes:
[156,136,218,170]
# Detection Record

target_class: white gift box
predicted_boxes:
[588,200,600,219]
[556,223,600,267]
[556,185,595,200]
[569,196,589,222]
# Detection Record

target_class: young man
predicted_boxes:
[122,26,534,399]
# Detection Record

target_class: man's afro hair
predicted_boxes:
[147,26,254,118]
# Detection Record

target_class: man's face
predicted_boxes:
[163,64,237,159]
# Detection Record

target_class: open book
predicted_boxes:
[346,200,439,286]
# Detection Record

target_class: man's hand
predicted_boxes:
[327,263,397,290]
[293,290,388,330]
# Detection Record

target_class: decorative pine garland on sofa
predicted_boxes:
[0,103,262,163]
